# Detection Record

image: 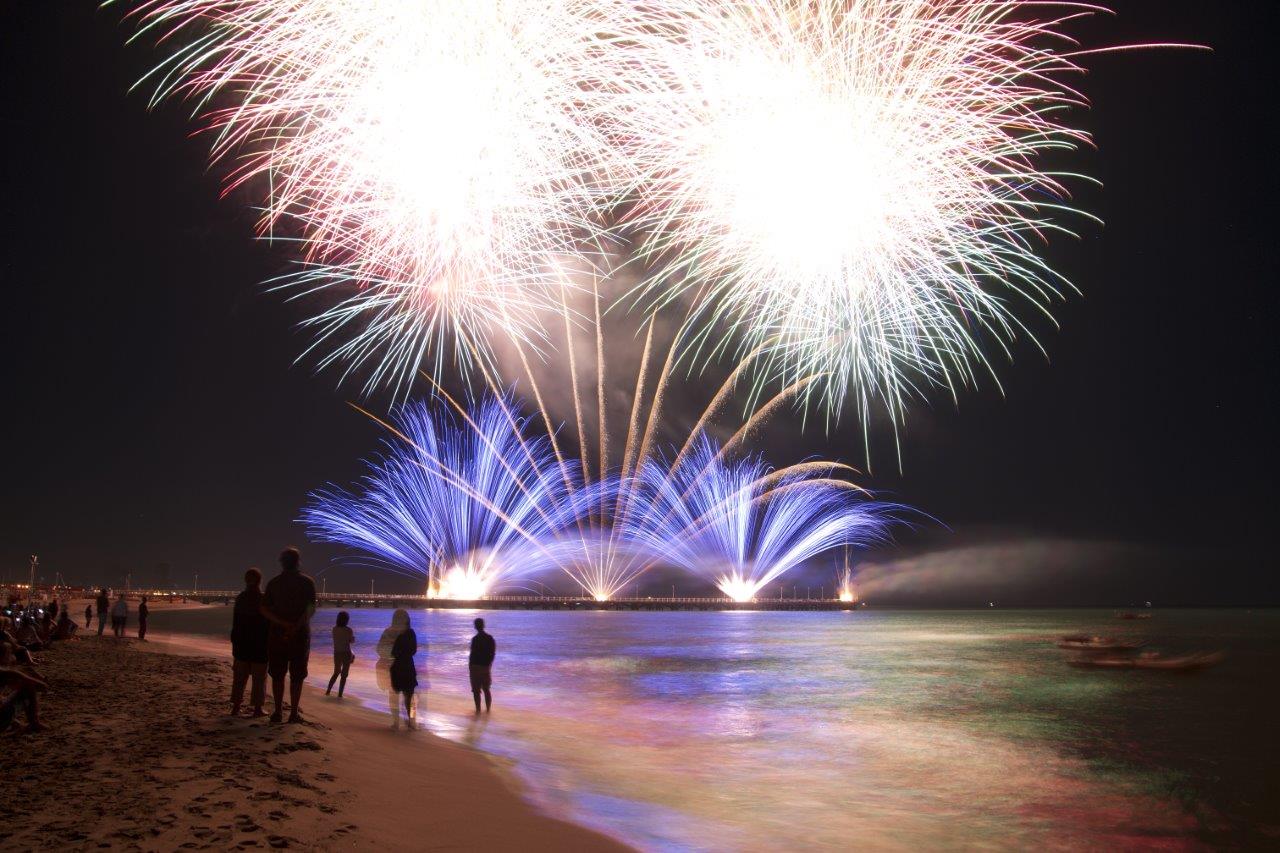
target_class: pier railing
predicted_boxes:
[122,590,858,611]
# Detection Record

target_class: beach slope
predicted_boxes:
[0,636,627,851]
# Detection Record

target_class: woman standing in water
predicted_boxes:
[377,609,419,730]
[326,611,355,697]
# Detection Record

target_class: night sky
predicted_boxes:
[3,1,1276,603]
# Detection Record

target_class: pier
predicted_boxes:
[166,591,860,612]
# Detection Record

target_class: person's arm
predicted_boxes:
[259,606,292,629]
[297,581,317,629]
[258,587,292,630]
[0,666,49,691]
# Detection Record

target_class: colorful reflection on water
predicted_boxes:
[155,607,1280,849]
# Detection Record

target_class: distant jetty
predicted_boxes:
[171,591,859,612]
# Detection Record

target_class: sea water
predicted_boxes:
[148,607,1279,849]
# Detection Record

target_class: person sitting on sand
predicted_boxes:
[0,642,48,733]
[326,611,355,698]
[15,616,45,652]
[137,596,149,641]
[382,609,418,730]
[111,594,128,639]
[469,618,496,714]
[231,568,270,717]
[260,548,317,724]
[54,606,75,640]
[1,624,36,665]
[95,589,109,636]
[84,603,92,630]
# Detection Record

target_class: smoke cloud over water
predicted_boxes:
[851,536,1229,607]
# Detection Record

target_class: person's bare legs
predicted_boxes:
[326,664,340,695]
[250,663,267,716]
[473,689,482,714]
[404,690,415,729]
[230,659,250,714]
[287,676,304,723]
[389,691,400,729]
[482,687,492,712]
[337,658,350,697]
[270,675,286,722]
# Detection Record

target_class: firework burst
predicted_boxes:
[301,394,581,597]
[611,0,1100,422]
[126,0,619,392]
[622,437,896,601]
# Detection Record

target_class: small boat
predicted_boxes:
[1056,636,1144,653]
[1116,612,1153,620]
[1068,651,1223,672]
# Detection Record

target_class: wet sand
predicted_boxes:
[0,632,628,852]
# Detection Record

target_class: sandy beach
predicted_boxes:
[0,627,628,852]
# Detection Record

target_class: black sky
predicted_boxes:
[2,1,1276,601]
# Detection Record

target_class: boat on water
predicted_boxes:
[1068,651,1224,672]
[1056,636,1145,653]
[1116,611,1153,620]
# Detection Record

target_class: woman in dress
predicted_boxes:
[379,609,420,730]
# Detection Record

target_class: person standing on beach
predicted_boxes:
[469,618,495,714]
[260,548,317,724]
[95,589,109,636]
[230,568,270,717]
[84,603,92,630]
[326,611,355,698]
[137,596,149,641]
[385,609,418,730]
[110,593,128,639]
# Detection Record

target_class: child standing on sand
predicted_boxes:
[137,596,149,641]
[326,611,355,698]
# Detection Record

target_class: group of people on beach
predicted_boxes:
[2,587,153,734]
[0,595,71,733]
[86,588,150,640]
[230,547,497,726]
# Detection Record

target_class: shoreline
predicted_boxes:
[2,627,629,852]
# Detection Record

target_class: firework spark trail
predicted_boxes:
[622,437,896,601]
[618,316,656,484]
[301,394,582,597]
[606,0,1105,423]
[125,0,622,393]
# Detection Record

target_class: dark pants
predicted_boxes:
[138,619,147,640]
[267,634,310,682]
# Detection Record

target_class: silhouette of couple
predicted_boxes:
[229,547,316,722]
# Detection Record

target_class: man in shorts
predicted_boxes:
[468,617,496,714]
[260,547,317,723]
